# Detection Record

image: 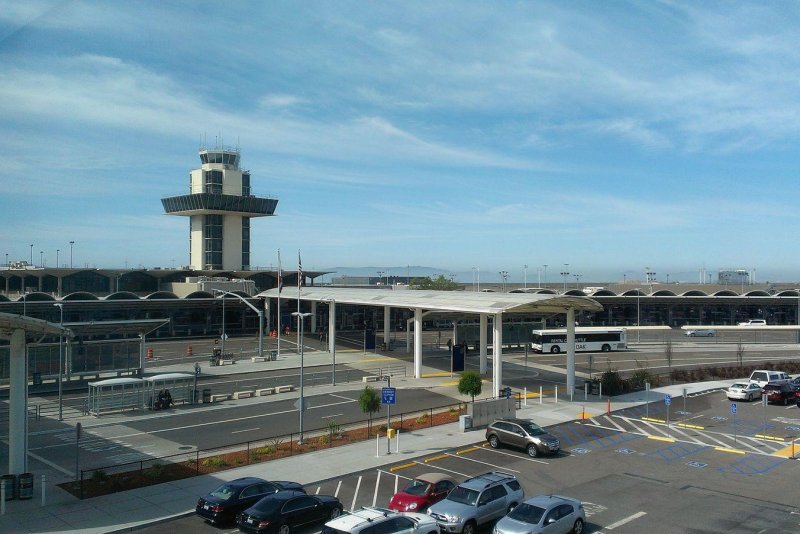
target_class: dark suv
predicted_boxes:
[763,382,797,405]
[485,419,560,457]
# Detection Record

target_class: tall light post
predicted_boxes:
[574,274,582,289]
[292,311,312,444]
[54,303,64,420]
[560,264,570,293]
[499,271,508,292]
[213,289,264,358]
[56,249,60,269]
[523,265,528,288]
[471,267,477,292]
[29,244,33,265]
[69,241,74,268]
[636,288,642,343]
[40,251,44,267]
[377,270,386,286]
[543,264,548,287]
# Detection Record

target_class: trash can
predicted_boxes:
[202,389,212,403]
[1,474,16,500]
[588,380,600,395]
[458,415,473,432]
[32,372,42,386]
[270,350,277,361]
[17,473,33,500]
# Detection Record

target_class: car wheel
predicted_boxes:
[572,518,585,534]
[601,344,611,352]
[747,393,752,401]
[330,507,342,519]
[488,435,500,449]
[462,520,477,534]
[527,444,539,458]
[278,523,291,534]
[551,346,561,354]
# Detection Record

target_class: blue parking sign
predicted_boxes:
[381,387,396,405]
[730,402,737,415]
[664,393,672,406]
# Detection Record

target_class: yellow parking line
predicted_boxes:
[389,462,417,472]
[642,417,666,423]
[676,423,705,430]
[647,435,675,443]
[421,372,453,377]
[754,434,786,441]
[456,446,481,455]
[359,357,394,362]
[714,447,746,455]
[772,443,798,458]
[423,454,448,463]
[439,381,460,386]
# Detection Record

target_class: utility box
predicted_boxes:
[459,415,473,431]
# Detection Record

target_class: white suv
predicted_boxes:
[323,507,439,534]
[738,319,767,326]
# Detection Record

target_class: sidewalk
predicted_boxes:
[0,372,732,533]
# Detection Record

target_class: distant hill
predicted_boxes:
[319,266,448,278]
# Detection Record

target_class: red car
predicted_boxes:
[387,472,456,512]
[763,382,797,405]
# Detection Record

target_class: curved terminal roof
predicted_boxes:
[257,287,603,314]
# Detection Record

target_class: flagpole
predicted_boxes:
[277,249,281,360]
[296,249,302,355]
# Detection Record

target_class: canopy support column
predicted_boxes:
[414,308,422,378]
[383,305,391,346]
[479,313,488,375]
[9,328,27,474]
[566,308,576,394]
[328,301,337,353]
[492,312,503,398]
[311,301,317,333]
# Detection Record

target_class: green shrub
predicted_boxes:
[600,368,625,396]
[201,457,228,468]
[319,435,330,445]
[415,414,428,425]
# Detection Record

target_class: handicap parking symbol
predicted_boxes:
[616,448,635,455]
[687,460,708,468]
[571,447,591,454]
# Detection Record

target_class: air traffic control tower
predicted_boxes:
[161,146,277,270]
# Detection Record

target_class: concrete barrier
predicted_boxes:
[256,388,275,396]
[251,356,268,363]
[362,375,381,383]
[220,359,236,365]
[209,394,231,402]
[233,390,254,399]
[275,385,295,393]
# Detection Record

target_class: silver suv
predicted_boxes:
[427,472,524,534]
[485,419,560,458]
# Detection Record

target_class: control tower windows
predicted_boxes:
[204,170,223,194]
[242,217,250,270]
[242,172,251,196]
[204,214,223,269]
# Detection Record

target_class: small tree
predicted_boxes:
[736,338,745,367]
[458,371,482,403]
[358,386,381,436]
[664,340,673,383]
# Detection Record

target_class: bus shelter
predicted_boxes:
[87,377,144,416]
[143,373,194,410]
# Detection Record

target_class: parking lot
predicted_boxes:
[149,391,800,534]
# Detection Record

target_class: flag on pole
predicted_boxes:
[297,250,304,288]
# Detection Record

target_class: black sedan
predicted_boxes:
[237,490,343,534]
[196,477,305,525]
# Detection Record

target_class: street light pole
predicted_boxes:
[54,303,64,421]
[69,241,74,268]
[213,289,264,358]
[30,244,33,265]
[523,265,528,289]
[543,264,548,287]
[323,298,336,385]
[56,249,59,269]
[292,311,312,443]
[636,288,641,343]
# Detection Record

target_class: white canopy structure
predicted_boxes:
[257,288,603,397]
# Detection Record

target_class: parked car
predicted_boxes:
[427,471,524,534]
[726,382,763,401]
[388,472,457,512]
[322,507,439,534]
[795,389,800,407]
[749,370,790,388]
[236,490,343,534]
[738,319,767,326]
[485,419,560,457]
[684,329,715,337]
[493,495,585,534]
[762,382,797,405]
[196,477,305,525]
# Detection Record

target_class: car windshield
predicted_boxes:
[507,503,546,524]
[209,484,237,501]
[446,486,479,506]
[403,479,432,496]
[519,421,546,436]
[730,383,747,389]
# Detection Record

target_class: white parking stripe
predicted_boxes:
[315,487,320,495]
[334,480,342,498]
[412,461,471,479]
[483,447,548,464]
[444,452,520,472]
[351,475,362,511]
[667,426,706,445]
[605,511,647,529]
[372,471,381,507]
[394,474,398,494]
[604,415,628,432]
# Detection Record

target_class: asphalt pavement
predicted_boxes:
[0,338,743,534]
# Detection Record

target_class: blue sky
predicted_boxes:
[2,1,799,283]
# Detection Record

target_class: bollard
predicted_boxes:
[41,474,45,506]
[539,385,543,405]
[555,385,558,404]
[524,387,527,407]
[376,434,380,458]
[581,405,585,423]
[396,429,400,454]
[599,382,603,398]
[584,382,588,401]
[1,483,5,515]
[606,398,611,416]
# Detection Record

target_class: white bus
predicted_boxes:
[531,327,627,353]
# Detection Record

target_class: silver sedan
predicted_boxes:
[494,495,585,534]
[727,382,763,401]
